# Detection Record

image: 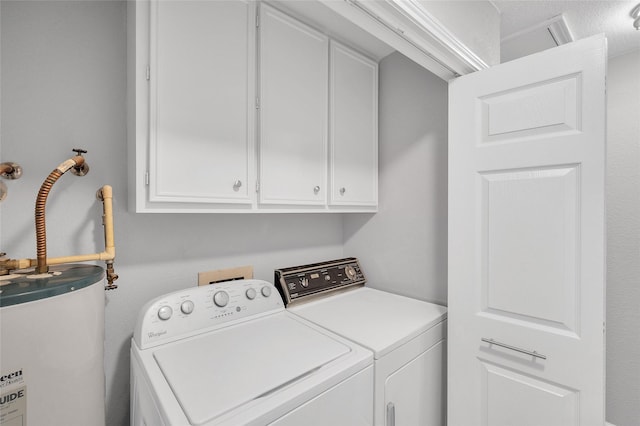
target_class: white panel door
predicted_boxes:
[448,35,606,425]
[149,0,255,204]
[259,4,328,205]
[329,41,378,207]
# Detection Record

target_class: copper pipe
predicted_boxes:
[34,155,85,274]
[0,184,117,279]
[1,151,119,289]
[33,184,117,288]
[35,170,62,273]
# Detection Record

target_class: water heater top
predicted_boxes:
[0,264,104,307]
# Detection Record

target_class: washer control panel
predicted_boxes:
[274,258,365,307]
[133,279,283,349]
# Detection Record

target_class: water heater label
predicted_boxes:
[0,369,23,390]
[0,385,27,426]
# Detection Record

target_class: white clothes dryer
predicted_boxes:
[130,279,373,426]
[275,258,447,426]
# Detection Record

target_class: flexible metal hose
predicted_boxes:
[35,170,63,273]
[34,155,85,274]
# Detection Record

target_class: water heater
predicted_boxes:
[0,265,105,426]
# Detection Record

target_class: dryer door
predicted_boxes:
[384,340,446,426]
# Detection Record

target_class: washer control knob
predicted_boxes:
[180,300,194,315]
[261,286,272,297]
[157,305,173,321]
[300,277,309,288]
[246,288,257,300]
[213,291,230,307]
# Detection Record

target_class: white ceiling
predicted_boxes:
[493,0,640,58]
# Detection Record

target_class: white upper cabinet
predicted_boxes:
[258,4,328,206]
[149,0,255,208]
[329,41,378,207]
[128,0,380,213]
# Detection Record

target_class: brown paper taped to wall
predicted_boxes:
[198,265,254,286]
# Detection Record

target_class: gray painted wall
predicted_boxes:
[606,49,640,426]
[343,52,448,305]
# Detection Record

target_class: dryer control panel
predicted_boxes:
[133,279,283,349]
[275,258,366,307]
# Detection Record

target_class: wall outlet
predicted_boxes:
[198,265,254,286]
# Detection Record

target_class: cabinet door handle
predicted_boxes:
[339,187,346,196]
[313,186,320,194]
[481,338,547,360]
[386,402,395,426]
[233,180,242,191]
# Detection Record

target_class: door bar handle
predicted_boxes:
[481,338,547,360]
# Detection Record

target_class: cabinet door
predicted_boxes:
[149,1,255,204]
[329,41,378,207]
[259,5,328,205]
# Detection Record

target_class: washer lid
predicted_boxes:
[153,313,350,426]
[289,287,447,359]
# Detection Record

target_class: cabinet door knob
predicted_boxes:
[313,186,320,194]
[339,187,346,196]
[233,180,242,191]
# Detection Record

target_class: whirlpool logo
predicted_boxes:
[148,331,167,339]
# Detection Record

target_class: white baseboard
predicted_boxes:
[606,422,616,426]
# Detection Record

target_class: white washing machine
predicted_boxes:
[130,279,374,426]
[275,258,447,426]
